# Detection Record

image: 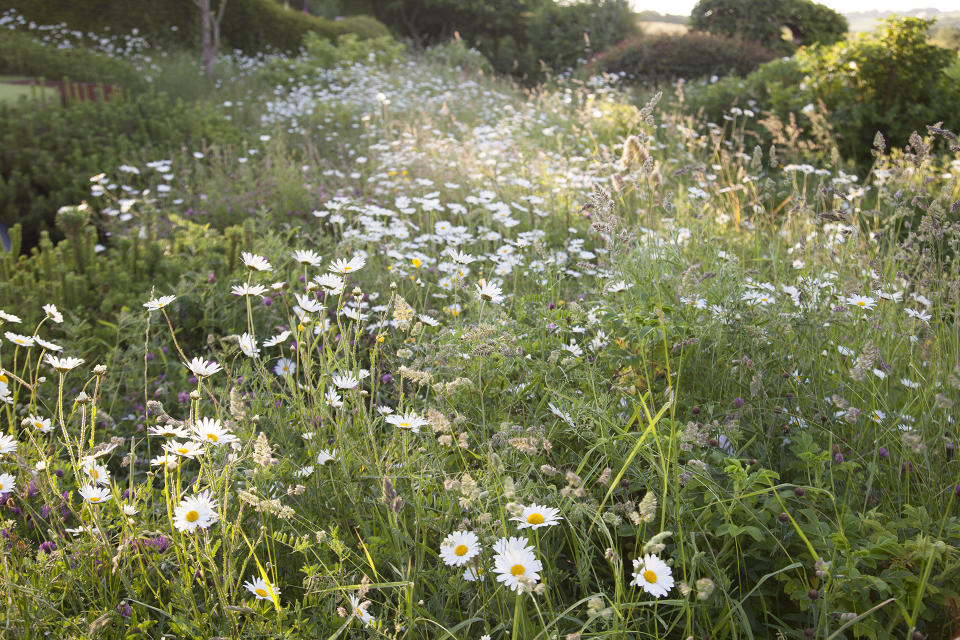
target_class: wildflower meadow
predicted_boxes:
[1,5,959,639]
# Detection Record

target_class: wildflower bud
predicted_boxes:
[93,365,107,376]
[840,612,856,623]
[807,588,819,600]
[352,287,362,297]
[794,487,805,497]
[778,512,790,523]
[189,390,201,400]
[803,629,814,638]
[75,392,91,405]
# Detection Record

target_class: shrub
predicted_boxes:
[371,0,637,83]
[690,0,847,53]
[0,0,389,54]
[687,17,960,166]
[0,31,145,88]
[590,31,778,83]
[0,92,247,249]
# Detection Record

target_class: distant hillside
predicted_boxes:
[845,8,960,32]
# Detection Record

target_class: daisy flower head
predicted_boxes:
[631,553,674,598]
[385,411,429,433]
[82,462,111,486]
[329,255,365,275]
[184,357,222,378]
[439,530,481,567]
[143,295,176,312]
[492,536,542,592]
[313,273,345,295]
[192,417,237,446]
[79,485,112,504]
[5,332,35,348]
[295,293,324,314]
[34,337,63,352]
[262,330,291,348]
[475,279,504,304]
[316,449,338,466]
[0,310,22,324]
[292,249,322,267]
[0,434,17,455]
[274,358,296,377]
[43,303,63,323]
[237,333,260,358]
[148,423,190,439]
[241,252,273,272]
[513,504,562,530]
[231,282,268,297]
[44,354,84,372]
[173,491,219,533]
[163,439,205,459]
[348,594,375,626]
[332,372,359,390]
[244,576,280,602]
[846,294,876,310]
[0,472,15,494]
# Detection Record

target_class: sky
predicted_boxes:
[631,0,958,16]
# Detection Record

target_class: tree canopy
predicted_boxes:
[690,0,847,51]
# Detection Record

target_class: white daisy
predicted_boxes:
[274,358,296,377]
[237,333,260,358]
[244,576,280,601]
[5,332,35,348]
[173,491,219,532]
[43,304,63,323]
[328,256,365,275]
[439,530,481,567]
[512,504,562,530]
[262,331,291,347]
[292,249,322,267]
[0,472,15,493]
[184,357,222,378]
[143,295,176,311]
[79,485,112,504]
[44,354,84,372]
[241,252,273,272]
[631,553,674,598]
[0,434,18,455]
[385,412,429,433]
[192,417,237,446]
[231,283,268,297]
[492,537,542,592]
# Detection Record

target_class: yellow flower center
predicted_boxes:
[256,588,268,597]
[527,513,545,525]
[89,496,100,502]
[856,301,866,307]
[207,433,218,443]
[185,510,199,523]
[399,422,410,428]
[177,448,188,454]
[89,469,99,479]
[0,374,8,383]
[34,421,43,429]
[412,258,421,268]
[454,544,469,556]
[344,266,352,272]
[511,564,526,576]
[643,570,658,584]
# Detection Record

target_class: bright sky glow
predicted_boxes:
[631,0,957,17]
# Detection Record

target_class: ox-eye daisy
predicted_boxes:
[631,553,674,598]
[440,530,481,567]
[492,537,542,592]
[173,491,218,532]
[513,504,562,530]
[244,576,280,601]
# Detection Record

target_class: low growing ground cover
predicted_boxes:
[0,27,959,640]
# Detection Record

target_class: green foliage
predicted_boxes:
[0,0,390,54]
[589,31,777,83]
[299,32,405,68]
[687,17,960,166]
[0,92,247,249]
[690,0,848,52]
[793,17,959,163]
[0,31,144,88]
[372,0,637,82]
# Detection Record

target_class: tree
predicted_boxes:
[690,0,847,52]
[193,0,228,78]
